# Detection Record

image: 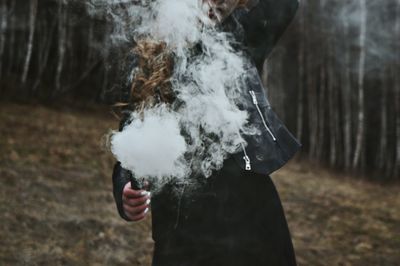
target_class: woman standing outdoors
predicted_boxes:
[112,0,301,265]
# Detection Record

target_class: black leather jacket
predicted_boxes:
[112,0,301,221]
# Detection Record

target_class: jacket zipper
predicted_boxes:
[249,90,277,142]
[240,142,251,170]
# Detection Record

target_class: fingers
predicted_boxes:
[123,182,151,206]
[122,181,151,222]
[124,201,149,215]
[123,200,150,222]
[123,182,149,199]
[123,193,150,207]
[125,207,150,222]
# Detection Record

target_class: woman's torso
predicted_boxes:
[150,154,297,266]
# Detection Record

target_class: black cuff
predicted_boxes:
[112,162,132,221]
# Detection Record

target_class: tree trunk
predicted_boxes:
[328,48,337,167]
[55,0,67,93]
[307,54,318,159]
[317,64,326,159]
[21,0,38,84]
[394,0,400,178]
[305,7,318,159]
[352,0,367,170]
[341,20,353,171]
[296,1,305,143]
[395,67,400,179]
[33,17,57,92]
[377,70,387,171]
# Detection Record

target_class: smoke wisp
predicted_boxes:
[90,0,258,183]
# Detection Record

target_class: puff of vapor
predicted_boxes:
[139,0,204,55]
[104,0,258,179]
[111,104,188,179]
[171,25,256,177]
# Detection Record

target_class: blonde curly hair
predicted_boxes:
[128,39,175,112]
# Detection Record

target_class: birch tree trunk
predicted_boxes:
[341,20,353,170]
[305,8,318,159]
[394,0,400,178]
[395,68,400,178]
[317,64,326,159]
[21,0,38,84]
[307,54,318,159]
[296,1,305,143]
[328,47,337,167]
[352,0,367,170]
[33,17,57,92]
[55,0,67,93]
[377,70,387,171]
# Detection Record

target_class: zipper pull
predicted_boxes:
[249,90,258,105]
[243,155,251,171]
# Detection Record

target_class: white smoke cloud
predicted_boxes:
[138,0,203,56]
[93,0,258,182]
[111,104,189,179]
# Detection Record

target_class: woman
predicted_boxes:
[112,0,301,265]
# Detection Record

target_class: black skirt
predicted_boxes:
[151,154,297,266]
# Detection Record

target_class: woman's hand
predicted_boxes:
[122,182,151,222]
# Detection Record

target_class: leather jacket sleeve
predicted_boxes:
[236,0,299,72]
[111,51,139,222]
[112,162,131,221]
[112,111,135,221]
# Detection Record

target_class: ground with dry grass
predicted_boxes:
[0,104,399,266]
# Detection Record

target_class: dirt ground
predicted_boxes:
[0,104,399,266]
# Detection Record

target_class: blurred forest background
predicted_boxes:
[0,0,398,179]
[1,0,400,265]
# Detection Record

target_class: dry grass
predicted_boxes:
[274,162,400,266]
[0,103,399,266]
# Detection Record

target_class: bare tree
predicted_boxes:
[55,0,67,93]
[377,70,388,170]
[341,19,353,171]
[307,55,318,159]
[317,63,326,159]
[352,0,367,170]
[32,16,57,92]
[394,0,400,178]
[296,0,305,143]
[328,44,337,167]
[305,5,318,160]
[21,0,38,84]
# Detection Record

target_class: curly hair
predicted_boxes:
[128,39,175,112]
